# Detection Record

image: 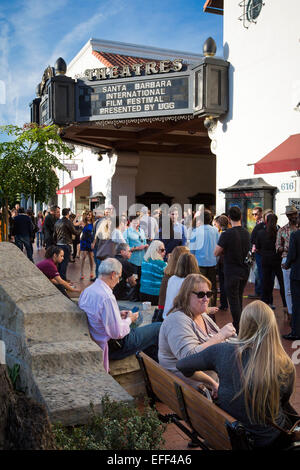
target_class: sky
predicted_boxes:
[0,0,223,135]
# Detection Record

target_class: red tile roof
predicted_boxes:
[92,50,161,68]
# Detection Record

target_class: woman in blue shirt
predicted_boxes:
[123,216,148,297]
[140,240,167,305]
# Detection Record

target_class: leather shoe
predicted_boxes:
[282,333,300,341]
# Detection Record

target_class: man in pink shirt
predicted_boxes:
[78,257,161,372]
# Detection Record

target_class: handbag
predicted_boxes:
[235,229,254,269]
[96,239,117,260]
[108,338,124,353]
[244,250,255,268]
[152,307,164,323]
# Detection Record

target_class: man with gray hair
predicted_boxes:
[78,258,161,372]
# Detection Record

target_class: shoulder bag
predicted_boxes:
[96,239,117,260]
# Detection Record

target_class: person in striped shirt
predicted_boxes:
[140,240,167,305]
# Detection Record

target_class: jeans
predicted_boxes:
[57,244,71,281]
[109,322,161,362]
[93,249,101,279]
[36,231,44,249]
[282,257,293,314]
[224,276,248,333]
[254,252,263,296]
[15,235,33,261]
[291,279,300,336]
[261,260,286,307]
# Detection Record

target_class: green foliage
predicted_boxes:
[7,363,20,389]
[0,123,73,204]
[53,395,166,450]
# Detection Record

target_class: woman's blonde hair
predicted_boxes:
[144,240,165,261]
[164,246,189,276]
[231,300,295,424]
[95,218,112,240]
[174,252,200,278]
[168,273,211,317]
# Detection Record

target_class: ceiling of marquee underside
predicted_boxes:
[61,117,212,156]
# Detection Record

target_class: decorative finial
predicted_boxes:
[55,57,67,75]
[203,37,217,57]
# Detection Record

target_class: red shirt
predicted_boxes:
[36,259,59,279]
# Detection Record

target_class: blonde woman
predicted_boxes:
[159,273,236,393]
[91,217,112,279]
[158,245,190,309]
[140,240,167,305]
[163,252,200,319]
[177,300,296,449]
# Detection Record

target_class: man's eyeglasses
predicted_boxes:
[192,290,213,299]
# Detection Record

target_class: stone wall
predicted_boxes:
[0,242,133,425]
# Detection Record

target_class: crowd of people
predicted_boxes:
[6,200,300,448]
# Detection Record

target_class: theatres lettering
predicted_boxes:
[84,59,183,81]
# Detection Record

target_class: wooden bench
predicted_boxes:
[136,351,254,450]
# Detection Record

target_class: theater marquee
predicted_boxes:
[77,75,191,121]
[31,55,229,126]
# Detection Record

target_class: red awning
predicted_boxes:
[56,176,91,195]
[254,134,300,174]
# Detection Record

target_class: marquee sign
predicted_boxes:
[77,74,191,121]
[30,55,229,126]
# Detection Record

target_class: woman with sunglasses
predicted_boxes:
[140,240,168,305]
[176,301,296,449]
[159,273,236,394]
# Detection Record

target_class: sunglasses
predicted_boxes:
[159,248,166,252]
[252,213,259,216]
[192,290,213,299]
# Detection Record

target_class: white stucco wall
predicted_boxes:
[57,146,115,213]
[214,0,300,226]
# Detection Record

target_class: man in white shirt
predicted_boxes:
[78,258,161,372]
[139,206,159,243]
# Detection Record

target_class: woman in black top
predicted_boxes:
[176,300,296,449]
[256,214,286,308]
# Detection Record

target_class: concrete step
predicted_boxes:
[22,309,90,342]
[27,340,104,375]
[35,371,134,425]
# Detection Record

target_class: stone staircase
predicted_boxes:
[0,243,133,426]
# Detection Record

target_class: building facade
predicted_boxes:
[205,0,300,227]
